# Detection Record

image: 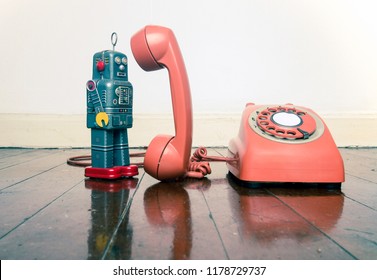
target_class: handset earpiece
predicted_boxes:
[131,25,193,180]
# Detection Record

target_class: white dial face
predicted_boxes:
[271,112,302,127]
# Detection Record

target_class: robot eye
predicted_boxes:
[115,56,121,64]
[122,57,127,64]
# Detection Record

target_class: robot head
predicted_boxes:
[92,51,129,81]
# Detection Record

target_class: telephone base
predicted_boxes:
[85,165,139,180]
[227,103,345,185]
[227,172,342,189]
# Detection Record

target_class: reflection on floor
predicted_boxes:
[0,148,376,259]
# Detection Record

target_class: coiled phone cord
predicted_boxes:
[67,147,236,179]
[186,147,237,179]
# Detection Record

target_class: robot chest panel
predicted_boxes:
[97,81,133,107]
[114,86,131,105]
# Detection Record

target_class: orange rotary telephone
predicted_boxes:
[227,103,344,185]
[131,26,193,181]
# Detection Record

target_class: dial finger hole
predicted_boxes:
[276,129,285,134]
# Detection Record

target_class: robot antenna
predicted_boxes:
[111,32,118,51]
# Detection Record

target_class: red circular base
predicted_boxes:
[85,165,139,180]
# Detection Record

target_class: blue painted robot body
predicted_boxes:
[87,50,133,168]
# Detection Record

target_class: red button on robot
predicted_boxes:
[96,60,105,72]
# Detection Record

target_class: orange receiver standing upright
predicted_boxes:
[131,26,193,181]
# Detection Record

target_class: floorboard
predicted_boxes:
[0,148,376,260]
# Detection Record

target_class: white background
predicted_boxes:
[1,0,377,116]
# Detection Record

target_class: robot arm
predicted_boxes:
[86,80,109,127]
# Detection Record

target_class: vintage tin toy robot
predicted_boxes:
[85,33,138,179]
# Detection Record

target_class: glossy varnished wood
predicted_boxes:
[0,148,376,260]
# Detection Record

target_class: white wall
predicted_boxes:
[1,0,377,147]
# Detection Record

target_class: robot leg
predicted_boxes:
[91,129,114,168]
[113,129,130,166]
[86,128,138,179]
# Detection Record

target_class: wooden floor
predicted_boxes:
[0,147,376,260]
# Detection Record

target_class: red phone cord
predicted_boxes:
[67,147,236,179]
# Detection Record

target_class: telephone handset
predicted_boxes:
[131,25,193,180]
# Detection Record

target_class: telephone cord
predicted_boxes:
[66,147,236,179]
[186,147,237,179]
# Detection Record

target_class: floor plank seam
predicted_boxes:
[0,162,67,191]
[101,172,145,260]
[345,172,377,185]
[0,149,35,160]
[0,178,84,240]
[0,150,63,171]
[341,194,377,212]
[201,190,230,260]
